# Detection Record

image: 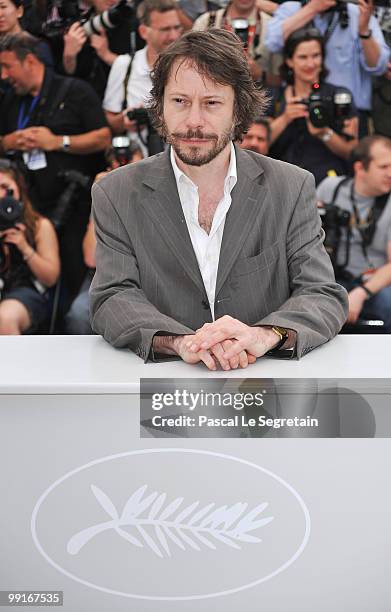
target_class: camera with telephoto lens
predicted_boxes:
[319,203,351,269]
[231,19,250,47]
[297,83,353,129]
[43,0,135,40]
[0,189,23,232]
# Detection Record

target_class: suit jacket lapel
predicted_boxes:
[141,149,206,295]
[216,146,266,297]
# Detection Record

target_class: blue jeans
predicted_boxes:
[65,273,94,335]
[337,276,391,332]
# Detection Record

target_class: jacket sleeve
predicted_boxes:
[264,1,300,53]
[89,181,194,361]
[257,172,349,357]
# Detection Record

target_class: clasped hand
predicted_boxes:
[10,127,58,152]
[174,315,279,371]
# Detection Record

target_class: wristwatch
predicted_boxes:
[270,326,289,351]
[62,135,71,151]
[359,30,372,39]
[360,283,375,299]
[321,129,333,143]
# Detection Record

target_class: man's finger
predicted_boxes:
[198,349,218,371]
[210,343,232,370]
[222,338,247,360]
[188,328,234,351]
[238,350,248,369]
[221,340,240,369]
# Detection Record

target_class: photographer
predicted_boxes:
[317,135,391,329]
[0,32,111,297]
[103,0,182,155]
[55,0,138,99]
[193,0,281,83]
[0,158,60,334]
[269,27,358,184]
[0,0,53,98]
[265,0,390,136]
[240,117,271,155]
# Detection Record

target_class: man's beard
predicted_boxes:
[162,124,234,167]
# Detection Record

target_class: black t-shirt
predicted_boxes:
[0,68,108,213]
[269,82,357,185]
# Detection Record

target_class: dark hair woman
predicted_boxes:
[0,0,24,35]
[0,159,60,334]
[0,0,53,65]
[269,27,359,185]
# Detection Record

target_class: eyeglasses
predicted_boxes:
[147,24,183,34]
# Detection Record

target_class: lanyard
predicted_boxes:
[322,11,339,44]
[310,11,339,46]
[17,95,40,130]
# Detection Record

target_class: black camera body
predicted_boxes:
[298,83,353,129]
[43,0,81,39]
[110,136,140,166]
[43,0,135,40]
[0,189,24,232]
[126,108,164,156]
[319,203,351,268]
[49,170,91,231]
[126,107,150,126]
[231,19,250,47]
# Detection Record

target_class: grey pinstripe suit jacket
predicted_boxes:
[90,145,348,361]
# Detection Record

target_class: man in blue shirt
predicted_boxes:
[265,0,390,134]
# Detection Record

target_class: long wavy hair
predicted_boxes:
[148,29,269,142]
[280,27,329,86]
[0,160,40,245]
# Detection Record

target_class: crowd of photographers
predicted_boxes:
[0,0,390,335]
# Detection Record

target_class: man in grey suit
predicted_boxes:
[90,29,348,370]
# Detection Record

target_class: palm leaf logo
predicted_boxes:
[67,485,274,559]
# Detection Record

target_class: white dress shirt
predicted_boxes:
[103,47,151,113]
[170,142,237,319]
[103,48,152,157]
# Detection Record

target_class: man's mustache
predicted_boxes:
[171,130,218,140]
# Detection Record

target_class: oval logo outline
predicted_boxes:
[31,448,311,601]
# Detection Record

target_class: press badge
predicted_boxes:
[23,149,47,170]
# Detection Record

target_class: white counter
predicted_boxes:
[0,334,389,394]
[1,334,391,612]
